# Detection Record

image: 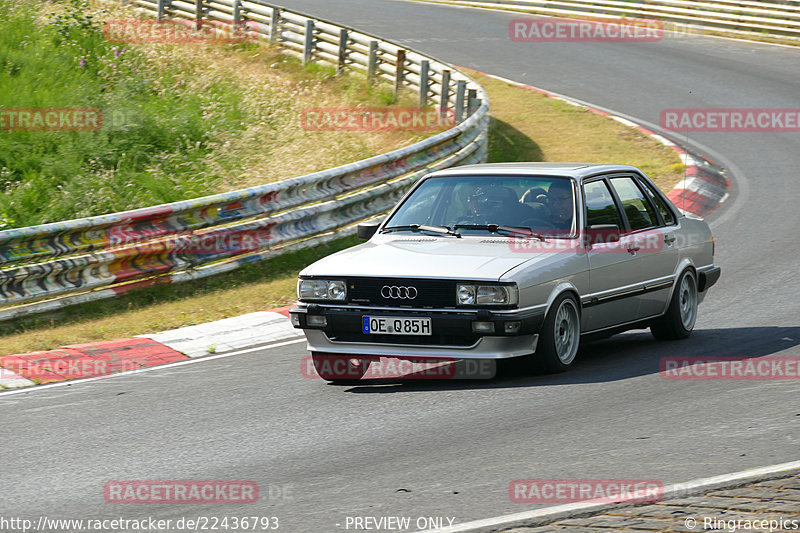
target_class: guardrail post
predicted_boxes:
[439,69,451,122]
[337,29,349,74]
[454,80,466,124]
[157,0,166,20]
[394,49,406,98]
[303,20,315,65]
[233,0,242,25]
[367,41,378,83]
[194,0,203,27]
[418,60,430,108]
[467,88,479,117]
[269,8,280,43]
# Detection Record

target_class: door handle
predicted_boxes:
[627,245,640,254]
[664,234,676,244]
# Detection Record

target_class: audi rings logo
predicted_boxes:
[381,285,418,299]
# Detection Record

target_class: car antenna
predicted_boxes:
[680,91,693,216]
[682,129,689,215]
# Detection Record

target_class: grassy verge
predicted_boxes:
[0,0,427,228]
[0,49,685,356]
[0,236,360,353]
[472,70,684,192]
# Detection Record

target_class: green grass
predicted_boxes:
[0,0,418,230]
[0,0,251,228]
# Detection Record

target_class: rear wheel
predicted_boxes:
[651,269,697,340]
[528,292,581,374]
[311,353,371,383]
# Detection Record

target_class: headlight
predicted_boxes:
[456,284,518,306]
[478,285,512,305]
[457,285,476,305]
[298,279,347,301]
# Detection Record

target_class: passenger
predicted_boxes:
[545,181,575,231]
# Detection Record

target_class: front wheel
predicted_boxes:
[312,353,371,383]
[651,269,697,340]
[530,293,581,374]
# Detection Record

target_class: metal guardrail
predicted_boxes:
[0,0,489,321]
[431,0,800,39]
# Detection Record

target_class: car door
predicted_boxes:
[607,175,679,319]
[581,178,642,331]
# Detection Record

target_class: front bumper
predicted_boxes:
[290,304,544,359]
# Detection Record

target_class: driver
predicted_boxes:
[465,185,517,224]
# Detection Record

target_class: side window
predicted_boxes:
[583,180,623,228]
[609,177,658,231]
[639,179,676,225]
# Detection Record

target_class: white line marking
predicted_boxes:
[416,459,800,532]
[0,336,305,397]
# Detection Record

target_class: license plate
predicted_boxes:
[362,316,432,336]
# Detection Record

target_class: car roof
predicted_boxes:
[426,162,642,180]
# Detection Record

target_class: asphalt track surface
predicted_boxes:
[2,1,799,531]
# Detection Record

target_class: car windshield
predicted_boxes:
[383,175,577,237]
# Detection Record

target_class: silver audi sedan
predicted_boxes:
[290,163,720,381]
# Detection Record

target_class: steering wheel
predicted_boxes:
[453,215,487,226]
[520,216,556,230]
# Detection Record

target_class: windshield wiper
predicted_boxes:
[453,224,546,241]
[381,224,461,238]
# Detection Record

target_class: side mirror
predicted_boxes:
[357,217,385,240]
[585,224,621,246]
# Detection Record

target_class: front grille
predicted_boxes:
[346,277,456,308]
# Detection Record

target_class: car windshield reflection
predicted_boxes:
[384,175,577,238]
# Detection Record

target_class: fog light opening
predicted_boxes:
[307,315,327,327]
[472,321,495,333]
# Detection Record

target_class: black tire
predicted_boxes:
[651,269,698,340]
[311,352,371,383]
[526,292,581,374]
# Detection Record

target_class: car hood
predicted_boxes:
[300,236,564,281]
